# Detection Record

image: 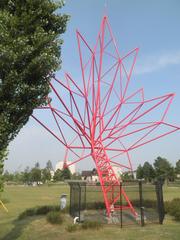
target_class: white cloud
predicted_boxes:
[134,50,180,75]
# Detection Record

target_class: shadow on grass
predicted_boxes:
[1,216,40,240]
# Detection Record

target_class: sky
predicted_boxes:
[5,0,180,173]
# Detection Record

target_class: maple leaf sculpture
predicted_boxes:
[32,16,180,217]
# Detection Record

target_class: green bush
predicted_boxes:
[164,198,180,221]
[36,205,59,215]
[66,224,78,232]
[46,211,63,225]
[81,221,102,230]
[18,205,59,220]
[174,210,180,221]
[18,208,37,220]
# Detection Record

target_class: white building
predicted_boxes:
[81,169,99,182]
[111,164,122,179]
[55,161,76,174]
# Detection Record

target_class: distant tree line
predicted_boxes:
[3,157,180,185]
[136,157,180,182]
[121,157,180,182]
[3,160,80,185]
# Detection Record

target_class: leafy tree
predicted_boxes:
[53,169,62,181]
[168,167,176,182]
[61,167,71,180]
[46,160,53,171]
[30,167,41,184]
[3,170,14,182]
[175,160,180,175]
[22,166,31,184]
[42,168,51,183]
[154,156,172,181]
[13,171,24,183]
[136,164,144,179]
[0,0,69,191]
[0,160,4,192]
[0,148,7,192]
[143,162,155,182]
[35,162,40,169]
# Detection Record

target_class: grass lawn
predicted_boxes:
[0,184,180,240]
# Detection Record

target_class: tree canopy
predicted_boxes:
[0,0,69,191]
[154,156,173,180]
[175,160,180,174]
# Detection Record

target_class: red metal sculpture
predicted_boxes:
[32,16,179,217]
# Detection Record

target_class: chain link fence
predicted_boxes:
[68,180,165,227]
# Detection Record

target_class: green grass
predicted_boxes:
[0,184,180,240]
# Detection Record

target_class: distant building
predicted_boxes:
[55,161,76,174]
[81,166,124,183]
[81,168,99,182]
[111,165,122,179]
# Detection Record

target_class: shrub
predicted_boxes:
[66,224,78,232]
[46,211,63,225]
[174,210,180,221]
[18,205,60,220]
[18,208,37,220]
[36,205,59,215]
[81,221,102,230]
[164,198,180,221]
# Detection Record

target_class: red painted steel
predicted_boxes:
[32,16,180,217]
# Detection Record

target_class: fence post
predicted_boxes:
[78,183,81,222]
[84,183,87,210]
[139,180,145,227]
[69,183,72,216]
[120,182,123,228]
[155,180,165,224]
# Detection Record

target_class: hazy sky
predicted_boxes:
[5,0,180,172]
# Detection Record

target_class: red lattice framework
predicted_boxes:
[32,16,180,217]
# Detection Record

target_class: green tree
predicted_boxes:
[35,162,40,169]
[30,167,41,184]
[154,156,172,181]
[0,0,69,191]
[136,164,144,179]
[143,162,155,182]
[42,168,51,183]
[168,167,176,182]
[13,171,24,183]
[0,161,4,192]
[0,149,7,192]
[22,166,31,184]
[175,160,180,175]
[61,167,71,180]
[53,169,62,181]
[46,160,53,171]
[3,170,14,182]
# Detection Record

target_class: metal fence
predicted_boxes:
[68,180,165,227]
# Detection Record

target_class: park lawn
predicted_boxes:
[0,184,180,240]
